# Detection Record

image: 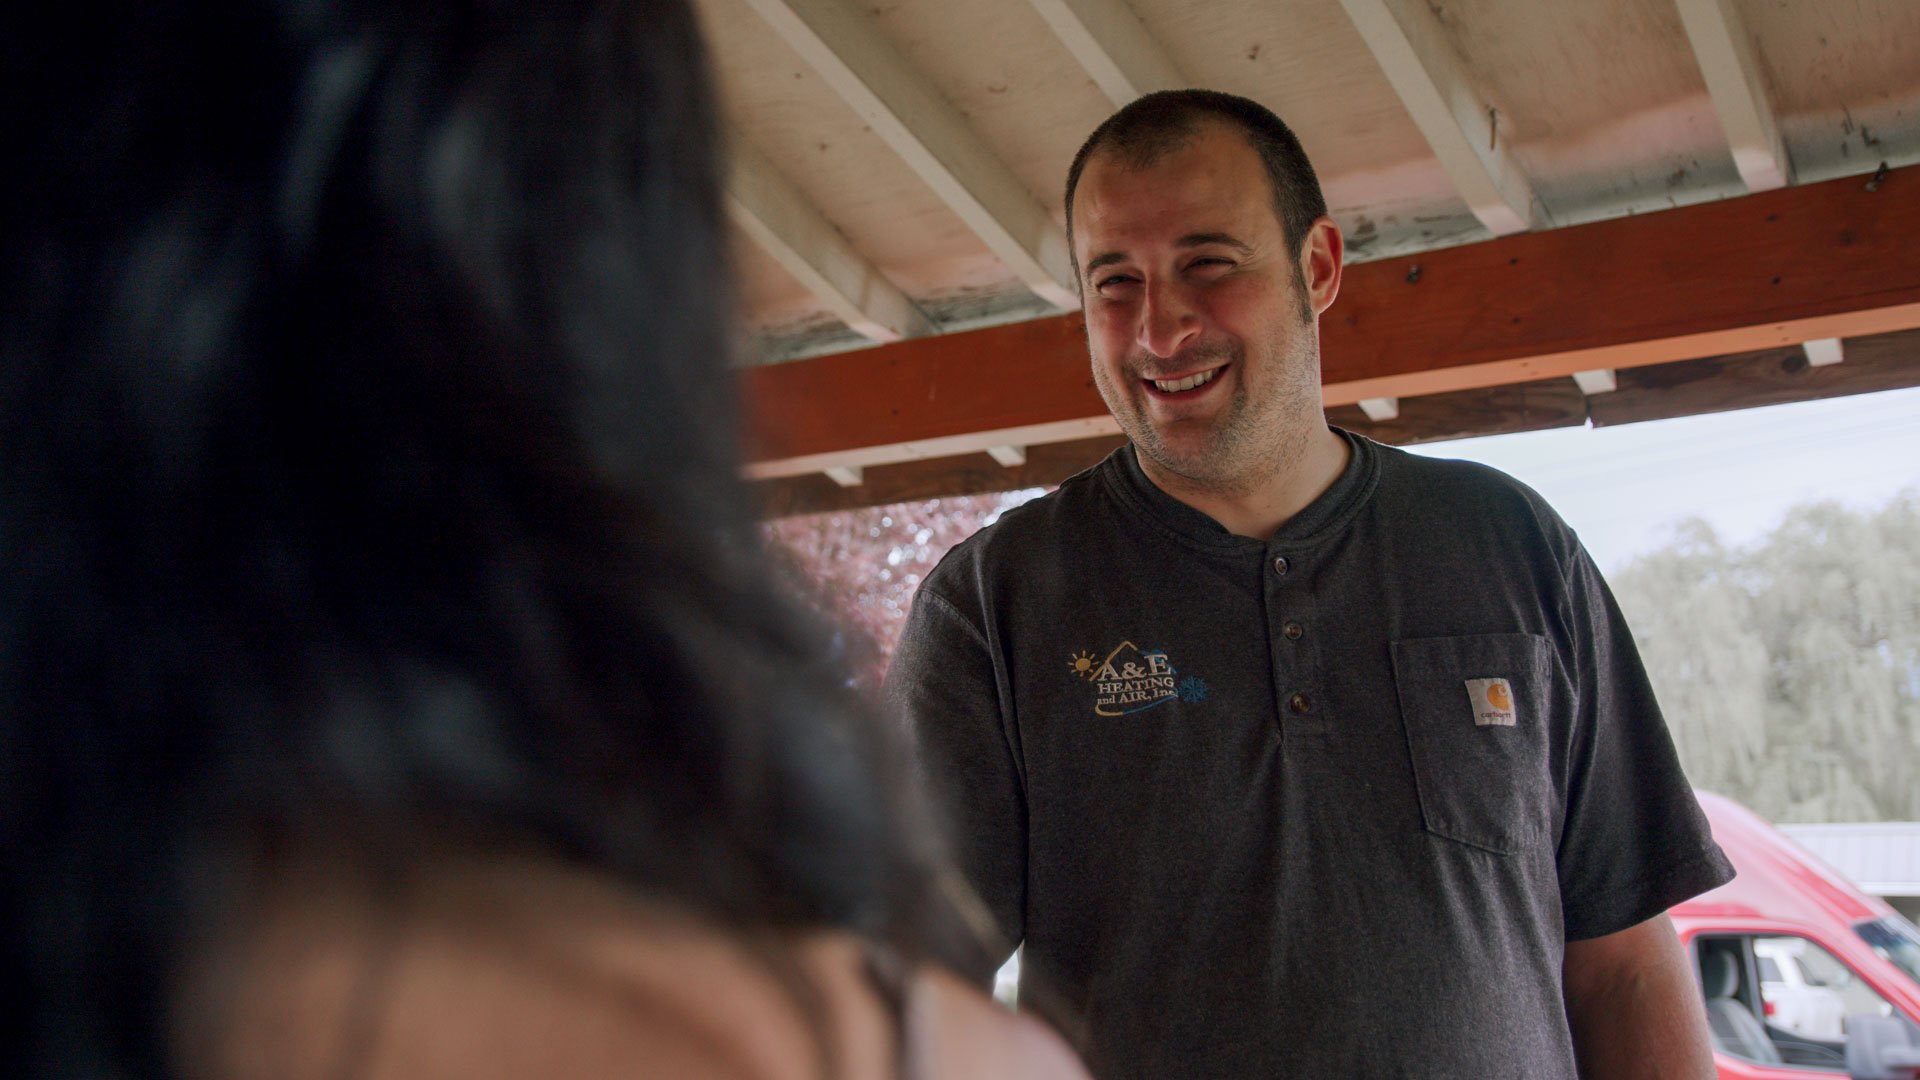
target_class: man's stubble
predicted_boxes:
[1094,304,1324,503]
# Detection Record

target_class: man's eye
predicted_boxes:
[1096,274,1138,291]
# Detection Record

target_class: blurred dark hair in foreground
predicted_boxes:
[1,2,979,1074]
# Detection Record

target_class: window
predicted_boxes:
[1856,917,1920,986]
[1697,933,1901,1070]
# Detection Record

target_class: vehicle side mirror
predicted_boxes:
[1849,1015,1920,1080]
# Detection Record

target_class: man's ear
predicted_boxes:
[1301,216,1343,316]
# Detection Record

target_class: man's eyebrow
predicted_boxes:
[1081,233,1255,280]
[1176,232,1252,253]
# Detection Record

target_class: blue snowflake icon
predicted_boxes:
[1175,676,1209,703]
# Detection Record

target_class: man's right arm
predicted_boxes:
[1562,914,1716,1080]
[884,586,1027,985]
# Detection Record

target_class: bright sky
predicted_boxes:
[1403,385,1920,574]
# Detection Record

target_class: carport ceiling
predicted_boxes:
[692,0,1920,511]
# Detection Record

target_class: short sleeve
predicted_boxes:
[884,585,1027,981]
[1555,544,1735,941]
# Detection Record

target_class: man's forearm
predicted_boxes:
[1563,915,1716,1080]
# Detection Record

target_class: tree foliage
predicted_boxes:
[762,490,1046,693]
[1611,490,1920,823]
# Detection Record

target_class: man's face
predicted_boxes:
[1072,125,1333,494]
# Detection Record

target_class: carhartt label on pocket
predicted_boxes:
[1464,678,1517,726]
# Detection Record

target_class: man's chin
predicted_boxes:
[1134,434,1228,488]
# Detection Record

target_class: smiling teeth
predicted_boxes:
[1154,369,1218,393]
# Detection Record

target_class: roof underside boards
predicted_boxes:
[693,0,1920,492]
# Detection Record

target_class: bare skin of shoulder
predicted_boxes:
[174,851,1089,1080]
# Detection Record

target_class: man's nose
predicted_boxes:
[1137,280,1201,359]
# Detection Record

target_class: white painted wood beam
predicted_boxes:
[824,465,865,487]
[743,415,1122,481]
[741,0,1080,309]
[1357,397,1400,421]
[985,444,1028,467]
[1802,338,1843,367]
[1674,0,1791,192]
[1571,368,1618,395]
[724,129,936,343]
[1024,0,1184,107]
[1336,0,1542,235]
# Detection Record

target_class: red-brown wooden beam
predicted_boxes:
[753,328,1920,517]
[742,164,1920,479]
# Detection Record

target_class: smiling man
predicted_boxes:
[886,90,1733,1080]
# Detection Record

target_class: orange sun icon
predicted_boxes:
[1069,651,1097,679]
[1486,681,1512,712]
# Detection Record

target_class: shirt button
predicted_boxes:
[1288,692,1312,714]
[1272,555,1290,575]
[1284,622,1304,640]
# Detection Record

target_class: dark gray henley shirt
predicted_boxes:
[886,432,1734,1080]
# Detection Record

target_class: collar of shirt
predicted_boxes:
[1099,427,1381,554]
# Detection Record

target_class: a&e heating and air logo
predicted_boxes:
[1068,640,1209,716]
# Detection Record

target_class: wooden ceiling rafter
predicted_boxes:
[1674,0,1792,193]
[738,0,1081,309]
[723,127,938,343]
[1334,0,1542,236]
[1022,0,1186,107]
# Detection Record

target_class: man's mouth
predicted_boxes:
[1146,365,1224,395]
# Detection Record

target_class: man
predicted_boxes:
[885,89,1735,1079]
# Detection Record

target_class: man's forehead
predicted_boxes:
[1074,128,1276,243]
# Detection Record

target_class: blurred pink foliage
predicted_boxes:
[762,489,1047,693]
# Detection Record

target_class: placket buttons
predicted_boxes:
[1273,557,1306,718]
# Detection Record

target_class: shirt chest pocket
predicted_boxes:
[1390,633,1555,855]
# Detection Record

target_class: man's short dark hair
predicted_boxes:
[1064,89,1328,268]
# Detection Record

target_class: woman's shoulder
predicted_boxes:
[182,851,1089,1080]
[903,963,1092,1080]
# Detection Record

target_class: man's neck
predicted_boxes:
[1137,426,1351,541]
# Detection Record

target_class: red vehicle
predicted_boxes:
[1674,792,1920,1079]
